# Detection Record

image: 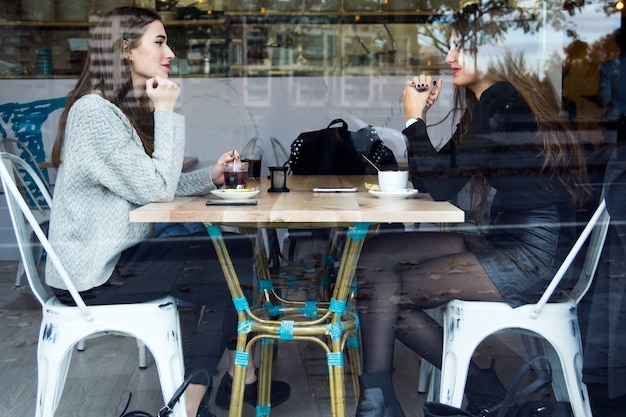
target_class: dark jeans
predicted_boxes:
[53,231,254,384]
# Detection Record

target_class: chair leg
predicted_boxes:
[562,362,593,417]
[428,366,441,402]
[327,350,347,417]
[347,336,362,400]
[36,344,74,417]
[419,307,443,399]
[229,348,248,417]
[418,358,434,394]
[137,339,147,369]
[146,341,186,417]
[525,328,593,417]
[258,338,275,416]
[439,345,475,407]
[418,358,442,402]
[15,261,24,286]
[543,336,593,417]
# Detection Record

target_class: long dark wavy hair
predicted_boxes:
[51,7,161,166]
[450,1,590,209]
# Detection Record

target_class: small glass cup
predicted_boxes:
[223,161,249,189]
[241,152,262,179]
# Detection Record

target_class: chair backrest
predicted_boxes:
[530,198,610,318]
[0,138,53,217]
[0,152,92,320]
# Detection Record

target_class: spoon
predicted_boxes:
[361,154,380,172]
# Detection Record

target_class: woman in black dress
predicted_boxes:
[355,3,590,416]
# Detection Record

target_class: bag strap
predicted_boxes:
[494,355,553,417]
[158,369,212,417]
[327,118,348,131]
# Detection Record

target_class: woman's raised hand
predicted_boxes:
[403,75,442,122]
[211,150,241,185]
[146,75,180,112]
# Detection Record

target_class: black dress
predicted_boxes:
[404,81,578,307]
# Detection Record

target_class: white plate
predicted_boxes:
[368,189,418,200]
[210,189,260,200]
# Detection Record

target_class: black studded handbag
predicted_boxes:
[289,118,397,175]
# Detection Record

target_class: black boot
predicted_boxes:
[355,387,386,417]
[356,371,406,417]
[214,371,291,410]
[464,360,508,415]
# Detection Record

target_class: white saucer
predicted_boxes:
[210,189,260,200]
[368,189,418,200]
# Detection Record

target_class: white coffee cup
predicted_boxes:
[378,170,409,192]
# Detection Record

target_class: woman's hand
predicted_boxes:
[211,150,240,186]
[146,76,180,112]
[403,75,442,123]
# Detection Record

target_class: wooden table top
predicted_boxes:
[129,175,465,227]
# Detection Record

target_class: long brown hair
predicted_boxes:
[51,7,161,166]
[450,2,589,208]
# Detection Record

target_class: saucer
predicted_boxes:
[210,189,260,200]
[368,189,418,200]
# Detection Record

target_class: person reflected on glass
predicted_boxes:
[598,29,626,142]
[47,7,289,416]
[355,3,590,416]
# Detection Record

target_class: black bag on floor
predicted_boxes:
[119,369,214,417]
[423,355,574,417]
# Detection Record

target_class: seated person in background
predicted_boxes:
[46,7,289,416]
[354,2,590,416]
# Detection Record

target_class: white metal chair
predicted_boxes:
[0,138,52,287]
[0,152,186,417]
[417,307,443,400]
[438,198,610,417]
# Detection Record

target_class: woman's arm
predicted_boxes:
[176,168,215,196]
[404,119,470,201]
[402,75,471,200]
[176,150,241,196]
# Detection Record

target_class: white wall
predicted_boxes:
[0,75,455,260]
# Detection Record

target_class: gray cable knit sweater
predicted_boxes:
[46,94,216,291]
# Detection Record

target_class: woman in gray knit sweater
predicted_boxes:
[46,7,289,416]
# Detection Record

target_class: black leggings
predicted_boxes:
[356,231,504,373]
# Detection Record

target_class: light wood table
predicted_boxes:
[130,175,464,417]
[130,175,463,226]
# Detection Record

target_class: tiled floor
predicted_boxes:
[0,260,525,417]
